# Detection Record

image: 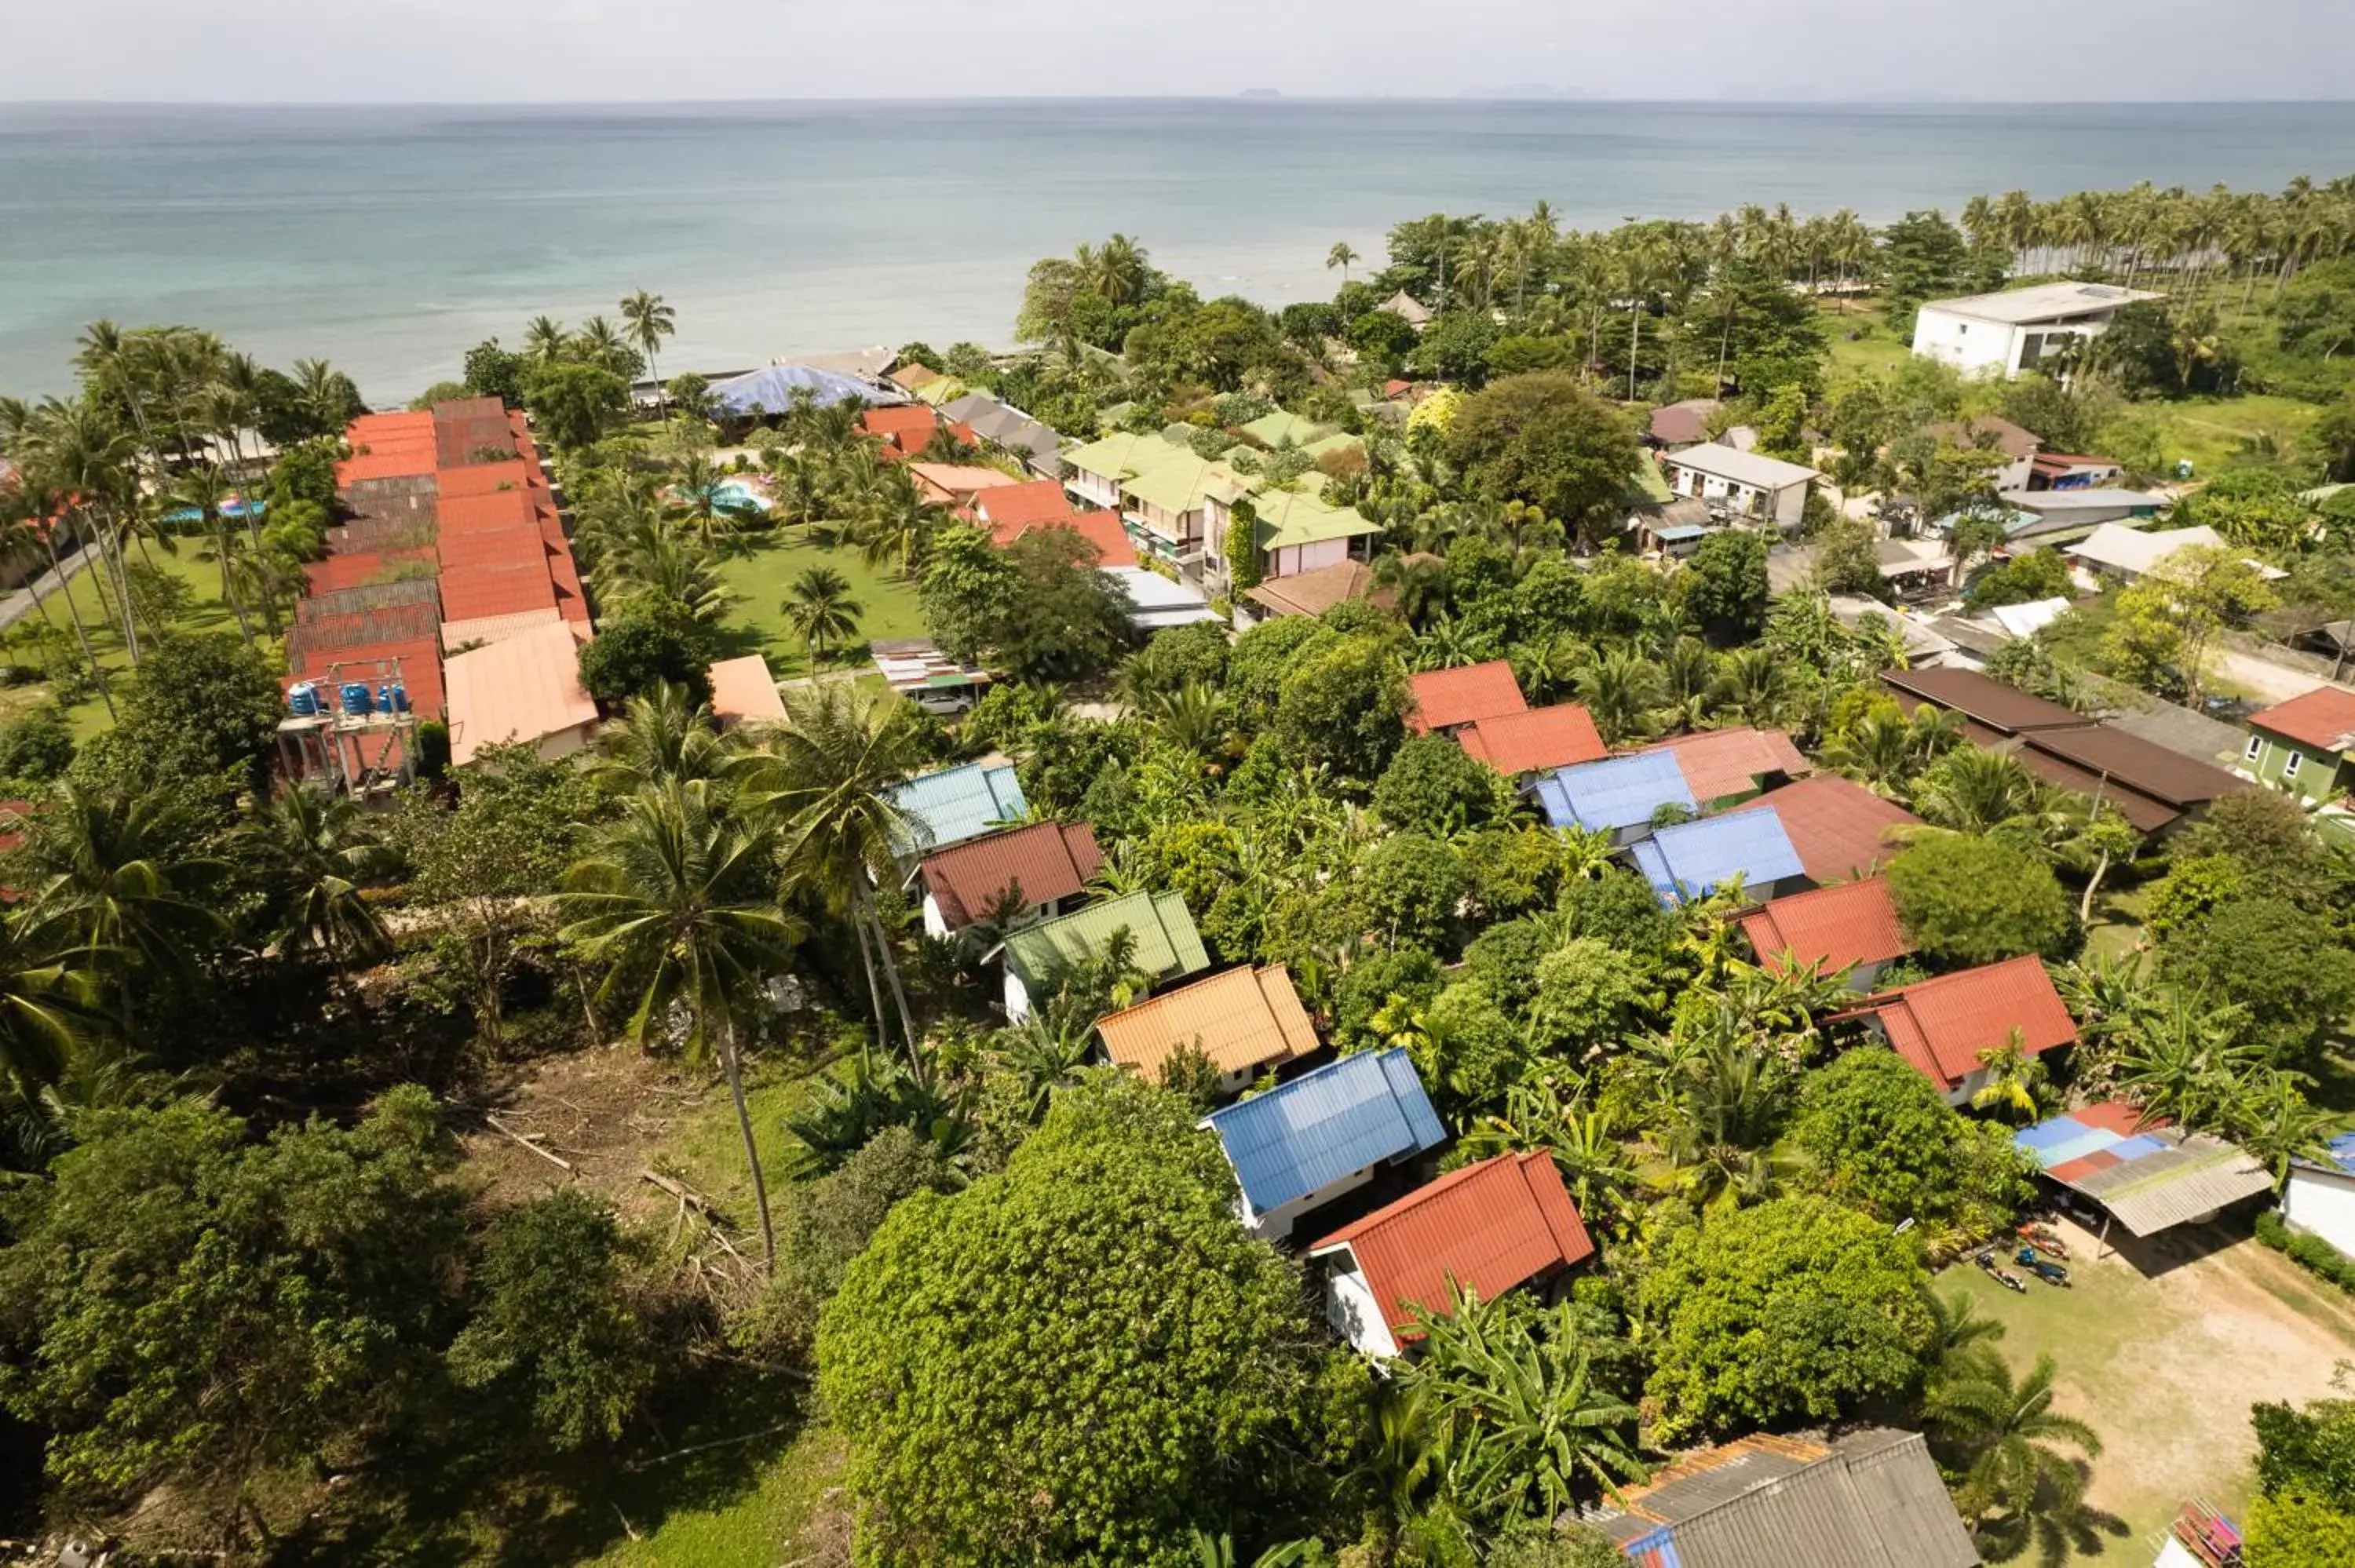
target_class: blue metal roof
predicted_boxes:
[1655,523,1708,542]
[2328,1132,2355,1174]
[1203,1048,1445,1214]
[1531,751,1696,833]
[1636,808,1805,903]
[883,762,1028,854]
[708,363,907,416]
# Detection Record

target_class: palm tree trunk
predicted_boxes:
[856,881,922,1077]
[42,534,115,721]
[1628,307,1642,402]
[850,906,894,1066]
[211,519,254,643]
[716,1015,777,1269]
[2078,848,2112,924]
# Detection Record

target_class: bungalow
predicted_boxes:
[915,820,1101,937]
[1455,703,1607,779]
[2008,720,2251,835]
[860,404,969,461]
[1639,727,1812,808]
[2240,685,2355,844]
[882,760,1028,858]
[1926,415,2042,492]
[2028,452,2123,490]
[1404,660,1526,736]
[1992,487,2169,538]
[1240,559,1389,623]
[1379,290,1434,330]
[1659,444,1819,532]
[1737,876,1909,990]
[2284,1132,2355,1260]
[444,620,598,768]
[1061,429,1187,512]
[1646,398,1722,449]
[1631,808,1807,905]
[1096,963,1319,1096]
[1841,954,2079,1108]
[1200,1047,1446,1241]
[1729,775,1922,883]
[1909,280,2163,379]
[705,654,787,731]
[2066,521,2283,587]
[907,461,1020,510]
[1227,487,1382,589]
[1879,665,2088,749]
[972,480,1138,567]
[1532,750,1696,844]
[1309,1152,1594,1359]
[998,888,1210,1023]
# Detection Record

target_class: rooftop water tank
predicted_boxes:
[287,682,322,717]
[338,682,374,717]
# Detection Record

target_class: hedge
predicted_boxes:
[2256,1209,2355,1295]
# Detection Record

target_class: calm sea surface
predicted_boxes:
[3,99,2354,403]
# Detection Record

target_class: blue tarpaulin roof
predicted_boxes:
[1203,1048,1445,1215]
[882,762,1027,855]
[708,363,904,415]
[1634,808,1805,903]
[1531,751,1696,833]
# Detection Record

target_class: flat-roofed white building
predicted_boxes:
[1911,282,2163,379]
[1659,444,1819,531]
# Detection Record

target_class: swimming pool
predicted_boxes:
[707,478,770,514]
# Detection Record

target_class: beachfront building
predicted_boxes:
[1909,281,2165,378]
[1659,444,1818,532]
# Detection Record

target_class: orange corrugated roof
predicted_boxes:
[435,489,540,535]
[305,549,437,595]
[920,822,1104,931]
[445,619,598,767]
[707,654,787,726]
[987,508,1137,568]
[1727,775,1921,883]
[435,461,545,499]
[973,480,1080,529]
[1641,727,1812,801]
[438,563,557,622]
[1095,964,1317,1080]
[860,405,943,449]
[2250,686,2355,754]
[1310,1152,1594,1337]
[908,463,1022,507]
[1856,954,2077,1091]
[1404,660,1526,735]
[1738,877,1908,977]
[1455,703,1605,776]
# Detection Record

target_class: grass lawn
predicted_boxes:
[2138,394,2323,479]
[1819,301,1913,380]
[585,1421,847,1568]
[1,542,246,741]
[1940,1223,2355,1563]
[714,531,927,681]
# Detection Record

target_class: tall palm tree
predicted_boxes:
[290,358,360,436]
[246,782,397,969]
[166,463,254,644]
[783,565,863,667]
[669,450,760,547]
[619,289,676,388]
[587,680,730,794]
[524,315,571,365]
[0,906,108,1099]
[1326,241,1360,283]
[1928,1353,2107,1562]
[22,783,225,1019]
[577,315,633,377]
[1913,747,2043,835]
[20,395,143,668]
[1575,648,1665,746]
[560,779,804,1265]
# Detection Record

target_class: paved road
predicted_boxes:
[0,542,105,636]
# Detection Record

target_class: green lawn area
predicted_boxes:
[714,531,927,681]
[584,1422,846,1568]
[1,542,245,741]
[2137,394,2323,480]
[1819,301,1913,380]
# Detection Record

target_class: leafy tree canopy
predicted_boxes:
[1887,833,2076,968]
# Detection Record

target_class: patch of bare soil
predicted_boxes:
[454,1045,721,1228]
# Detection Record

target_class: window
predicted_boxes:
[2244,734,2263,761]
[2284,750,2303,781]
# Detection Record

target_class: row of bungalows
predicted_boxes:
[290,397,596,788]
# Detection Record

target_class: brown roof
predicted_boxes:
[2250,685,2355,754]
[1455,703,1607,776]
[1648,399,1720,447]
[1738,877,1909,977]
[1243,560,1389,618]
[1095,964,1318,1080]
[1879,667,2087,738]
[918,821,1102,930]
[1926,415,2041,461]
[2008,723,2252,833]
[1850,955,2079,1092]
[1727,775,1922,882]
[1309,1152,1594,1338]
[1404,660,1526,735]
[1641,727,1812,802]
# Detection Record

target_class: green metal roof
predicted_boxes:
[1001,890,1210,986]
[1122,451,1251,515]
[1254,488,1382,549]
[1242,410,1327,449]
[1302,431,1364,461]
[1630,450,1676,505]
[1063,430,1188,483]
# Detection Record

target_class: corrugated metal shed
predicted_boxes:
[297,576,441,622]
[999,890,1209,990]
[1532,751,1696,833]
[1634,808,1805,904]
[1203,1048,1445,1215]
[1880,665,2088,737]
[883,761,1028,855]
[1404,660,1526,734]
[286,601,444,662]
[1309,1150,1593,1337]
[1737,877,1908,977]
[1096,964,1316,1080]
[2013,1101,2273,1236]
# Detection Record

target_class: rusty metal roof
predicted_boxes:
[1455,702,1606,776]
[1727,775,1921,883]
[1640,726,1812,802]
[1880,666,2087,736]
[1096,963,1316,1081]
[1855,954,2077,1092]
[919,822,1103,931]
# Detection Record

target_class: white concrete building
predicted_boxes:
[1910,282,2163,379]
[1659,444,1819,531]
[2285,1138,2355,1260]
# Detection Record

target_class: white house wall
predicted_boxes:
[1243,1164,1377,1242]
[1321,1256,1403,1359]
[2285,1168,2355,1257]
[1911,308,2021,376]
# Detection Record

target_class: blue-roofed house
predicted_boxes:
[1530,751,1696,844]
[883,761,1028,858]
[708,363,904,417]
[1630,808,1806,905]
[1201,1048,1448,1241]
[2286,1130,2355,1260]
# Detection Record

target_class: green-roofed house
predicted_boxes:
[1061,429,1189,512]
[1302,431,1364,463]
[997,889,1212,1021]
[1213,484,1385,602]
[1119,450,1254,569]
[1241,410,1330,449]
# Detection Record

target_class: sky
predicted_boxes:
[4,0,2351,104]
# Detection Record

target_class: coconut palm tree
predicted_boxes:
[19,395,144,668]
[166,463,254,644]
[560,779,803,1266]
[1928,1353,2109,1563]
[290,358,360,436]
[576,315,634,377]
[619,289,676,388]
[524,315,571,365]
[1327,241,1360,283]
[246,782,397,969]
[0,905,108,1099]
[1708,646,1789,727]
[783,565,863,667]
[1912,746,2044,836]
[589,680,730,794]
[1970,1030,2055,1123]
[1922,1289,2009,1391]
[668,450,761,547]
[22,782,225,1020]
[1575,648,1665,746]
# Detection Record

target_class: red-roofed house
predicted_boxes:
[1640,727,1812,806]
[1455,703,1607,777]
[2243,685,2355,829]
[1309,1152,1595,1358]
[1737,877,1908,988]
[1404,660,1526,736]
[1729,775,1922,883]
[860,405,973,459]
[917,821,1103,935]
[1841,954,2079,1106]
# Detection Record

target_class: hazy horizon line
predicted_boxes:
[5,93,2354,110]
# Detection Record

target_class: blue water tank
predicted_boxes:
[287,682,321,717]
[338,682,374,717]
[388,682,411,713]
[375,683,392,713]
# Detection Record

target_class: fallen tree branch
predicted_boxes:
[626,1422,793,1471]
[484,1111,575,1174]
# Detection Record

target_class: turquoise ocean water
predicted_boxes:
[3,99,2353,403]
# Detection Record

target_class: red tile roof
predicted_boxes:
[1737,877,1908,978]
[1455,703,1606,776]
[918,822,1103,930]
[1728,775,1922,882]
[2250,686,2355,754]
[860,405,962,455]
[1404,660,1526,735]
[1641,727,1812,802]
[433,461,545,499]
[1310,1152,1594,1338]
[1854,955,2078,1092]
[973,480,1081,529]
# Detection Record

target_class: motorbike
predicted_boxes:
[1974,1248,2028,1293]
[2017,1223,2069,1260]
[2014,1246,2071,1286]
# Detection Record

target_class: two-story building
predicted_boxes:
[2240,685,2355,846]
[1910,281,2164,379]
